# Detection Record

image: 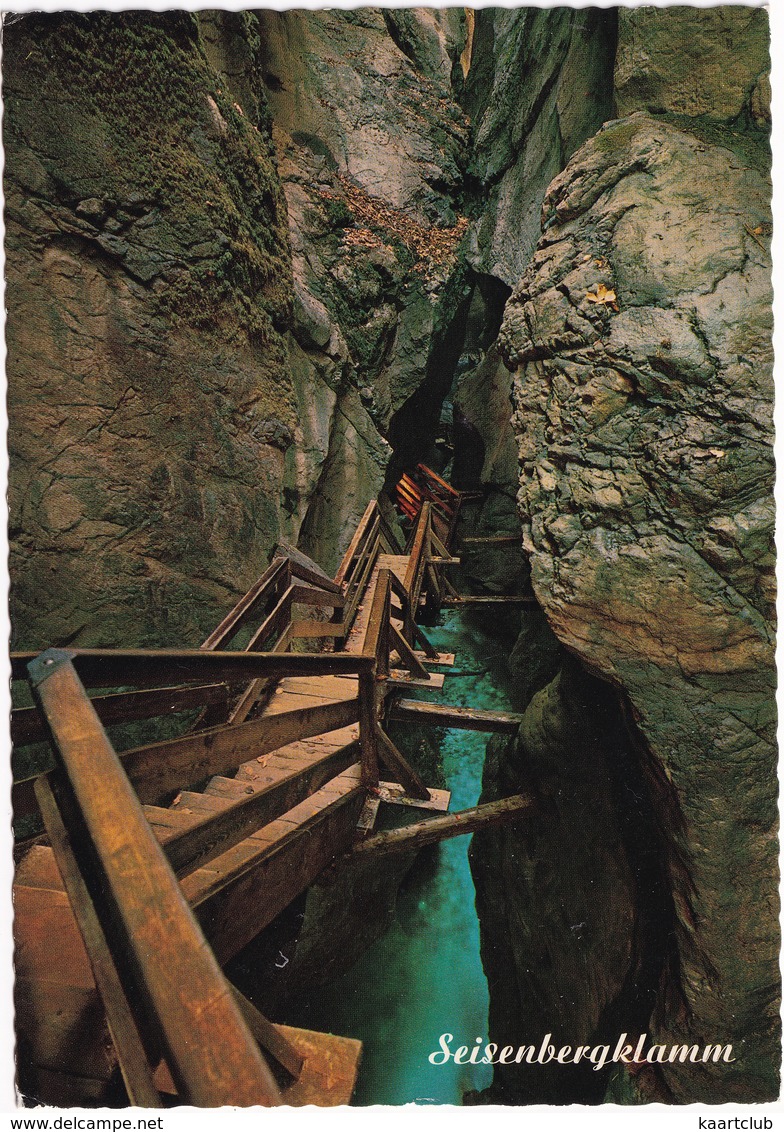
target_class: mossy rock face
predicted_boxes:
[5,11,296,650]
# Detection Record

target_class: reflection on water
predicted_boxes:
[288,610,517,1105]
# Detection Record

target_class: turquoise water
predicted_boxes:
[288,609,519,1105]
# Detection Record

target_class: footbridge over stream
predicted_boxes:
[12,485,535,1107]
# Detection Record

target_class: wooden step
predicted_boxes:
[185,767,366,964]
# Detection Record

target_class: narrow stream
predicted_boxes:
[287,607,520,1105]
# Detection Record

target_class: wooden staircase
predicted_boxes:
[12,494,535,1107]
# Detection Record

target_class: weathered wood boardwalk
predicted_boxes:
[12,493,535,1107]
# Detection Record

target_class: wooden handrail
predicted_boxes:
[363,569,391,669]
[28,649,281,1106]
[200,557,289,651]
[12,681,232,748]
[334,500,378,587]
[11,647,375,686]
[403,501,431,606]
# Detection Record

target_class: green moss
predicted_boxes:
[4,11,293,346]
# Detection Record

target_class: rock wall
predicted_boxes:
[256,8,474,572]
[5,12,295,648]
[475,9,776,1102]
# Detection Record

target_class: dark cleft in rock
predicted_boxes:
[493,111,776,1102]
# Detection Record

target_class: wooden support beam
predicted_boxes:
[375,726,429,801]
[389,624,429,681]
[122,695,361,805]
[390,699,524,734]
[28,649,281,1107]
[460,535,520,546]
[351,794,536,857]
[358,670,380,787]
[355,796,381,840]
[229,986,304,1079]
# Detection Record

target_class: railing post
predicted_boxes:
[358,666,380,788]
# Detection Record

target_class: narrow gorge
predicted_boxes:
[5,6,777,1107]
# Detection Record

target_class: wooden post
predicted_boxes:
[28,648,282,1107]
[34,775,164,1108]
[358,669,380,788]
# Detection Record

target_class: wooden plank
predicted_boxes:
[352,793,536,857]
[376,782,451,813]
[153,1025,362,1107]
[187,771,365,964]
[27,650,281,1107]
[416,463,461,499]
[390,699,524,733]
[276,1026,361,1106]
[375,726,429,801]
[34,776,163,1107]
[201,558,288,651]
[385,671,445,691]
[230,986,304,1079]
[159,740,359,877]
[12,647,373,686]
[122,695,361,804]
[12,682,231,748]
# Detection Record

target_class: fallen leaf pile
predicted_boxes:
[320,174,469,276]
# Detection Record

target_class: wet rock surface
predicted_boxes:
[495,111,777,1102]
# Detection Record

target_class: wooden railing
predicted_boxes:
[28,647,289,1106]
[395,462,463,546]
[10,505,459,1102]
[333,500,402,634]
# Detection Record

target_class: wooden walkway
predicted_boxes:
[12,496,535,1107]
